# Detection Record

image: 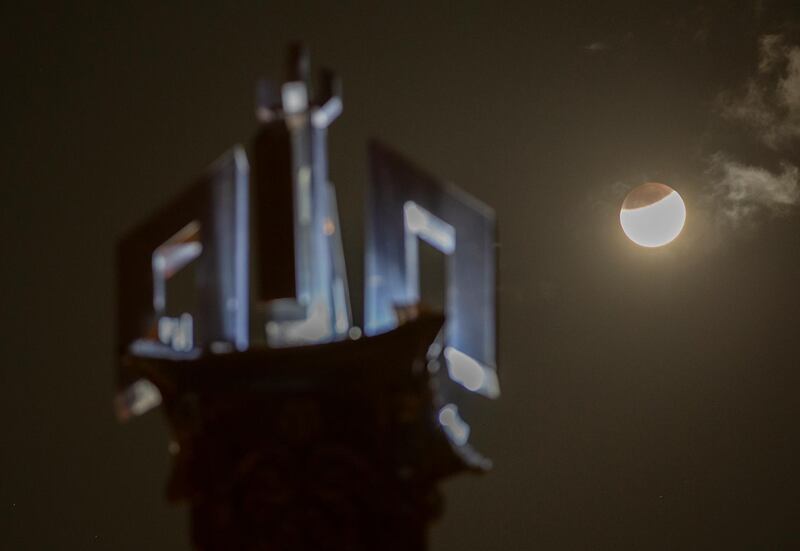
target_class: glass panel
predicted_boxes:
[365,141,498,399]
[116,147,249,409]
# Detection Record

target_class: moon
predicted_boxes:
[620,183,686,248]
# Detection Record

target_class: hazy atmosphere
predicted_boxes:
[3,1,800,549]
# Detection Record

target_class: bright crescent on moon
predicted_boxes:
[620,183,686,248]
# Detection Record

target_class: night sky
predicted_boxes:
[3,1,800,549]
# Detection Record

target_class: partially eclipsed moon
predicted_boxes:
[620,183,686,248]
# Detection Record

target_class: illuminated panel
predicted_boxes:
[252,48,350,346]
[117,146,249,376]
[365,141,498,398]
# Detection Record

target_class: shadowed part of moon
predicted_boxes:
[621,182,674,210]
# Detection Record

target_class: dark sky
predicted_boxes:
[3,1,800,549]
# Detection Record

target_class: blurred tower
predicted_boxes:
[115,45,498,551]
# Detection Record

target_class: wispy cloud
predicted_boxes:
[718,34,800,150]
[708,33,800,225]
[584,41,610,53]
[708,153,800,225]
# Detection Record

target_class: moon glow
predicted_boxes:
[620,183,686,248]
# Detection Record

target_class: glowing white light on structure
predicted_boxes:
[438,404,470,446]
[158,313,194,352]
[620,183,686,248]
[265,300,331,346]
[114,379,162,420]
[404,201,455,254]
[281,82,309,115]
[444,346,501,398]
